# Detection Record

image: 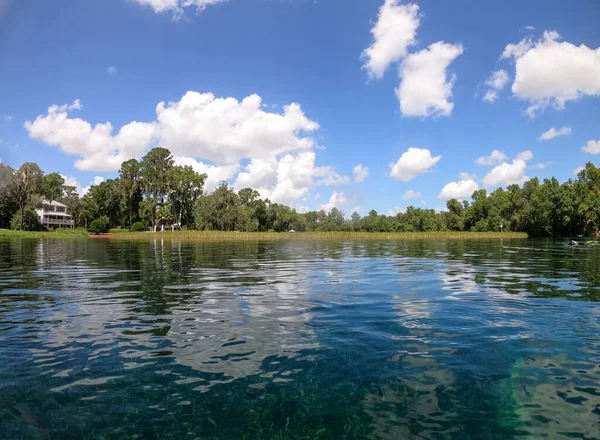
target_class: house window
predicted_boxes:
[56,207,65,213]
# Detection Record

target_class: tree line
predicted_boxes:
[1,147,599,237]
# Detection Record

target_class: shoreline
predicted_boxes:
[0,229,529,241]
[91,231,529,241]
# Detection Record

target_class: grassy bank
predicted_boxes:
[0,228,89,239]
[102,230,528,241]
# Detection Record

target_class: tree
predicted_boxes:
[42,172,65,202]
[89,218,108,235]
[194,183,240,231]
[12,163,43,231]
[168,165,206,228]
[140,148,174,232]
[119,159,141,228]
[0,163,16,229]
[11,207,44,231]
[351,212,361,231]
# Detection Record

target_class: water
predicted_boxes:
[1,238,600,439]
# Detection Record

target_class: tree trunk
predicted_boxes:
[152,203,157,232]
[20,204,24,231]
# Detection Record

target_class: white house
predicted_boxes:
[36,199,74,229]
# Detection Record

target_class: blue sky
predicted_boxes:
[1,0,599,215]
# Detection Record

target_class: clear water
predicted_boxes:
[1,238,600,439]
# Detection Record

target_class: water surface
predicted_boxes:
[1,238,600,439]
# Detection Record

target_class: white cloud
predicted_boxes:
[482,150,533,186]
[396,41,464,117]
[401,189,420,200]
[232,151,348,205]
[107,66,117,75]
[483,69,509,103]
[459,171,475,180]
[318,191,347,213]
[476,150,507,166]
[581,140,600,154]
[4,115,13,121]
[174,156,240,192]
[524,26,535,31]
[25,91,319,169]
[350,206,361,215]
[93,176,104,186]
[532,161,552,169]
[420,200,427,206]
[362,0,420,80]
[390,147,441,181]
[132,0,226,18]
[61,175,104,196]
[574,166,584,175]
[538,126,571,141]
[501,31,600,117]
[516,150,533,161]
[388,206,405,216]
[353,164,369,183]
[25,91,335,206]
[438,177,479,200]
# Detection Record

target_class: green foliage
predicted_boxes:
[131,221,146,232]
[1,150,599,238]
[10,208,44,231]
[89,218,108,234]
[42,172,65,202]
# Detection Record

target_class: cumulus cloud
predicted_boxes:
[232,152,349,205]
[25,91,335,205]
[362,0,420,80]
[318,191,347,213]
[532,161,553,169]
[107,66,117,75]
[396,41,464,117]
[476,150,507,166]
[582,140,600,154]
[438,176,478,200]
[574,166,585,175]
[390,147,441,181]
[350,206,361,215]
[483,69,509,103]
[61,175,104,196]
[482,150,533,186]
[353,164,369,183]
[538,126,572,141]
[132,0,226,18]
[174,156,240,192]
[501,31,600,117]
[401,189,420,200]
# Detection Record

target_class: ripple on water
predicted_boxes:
[1,238,600,439]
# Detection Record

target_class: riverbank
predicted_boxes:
[99,230,529,241]
[0,228,89,239]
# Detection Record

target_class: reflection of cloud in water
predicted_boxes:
[166,261,319,384]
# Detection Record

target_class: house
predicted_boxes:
[36,199,74,229]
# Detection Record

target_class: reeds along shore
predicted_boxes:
[95,231,529,241]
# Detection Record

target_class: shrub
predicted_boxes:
[130,221,146,232]
[10,208,45,231]
[88,218,108,234]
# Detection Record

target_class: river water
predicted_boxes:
[1,238,600,439]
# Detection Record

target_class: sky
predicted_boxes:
[0,0,599,215]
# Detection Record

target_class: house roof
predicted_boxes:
[40,199,68,208]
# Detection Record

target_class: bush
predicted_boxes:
[130,221,146,232]
[88,218,108,234]
[11,208,45,231]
